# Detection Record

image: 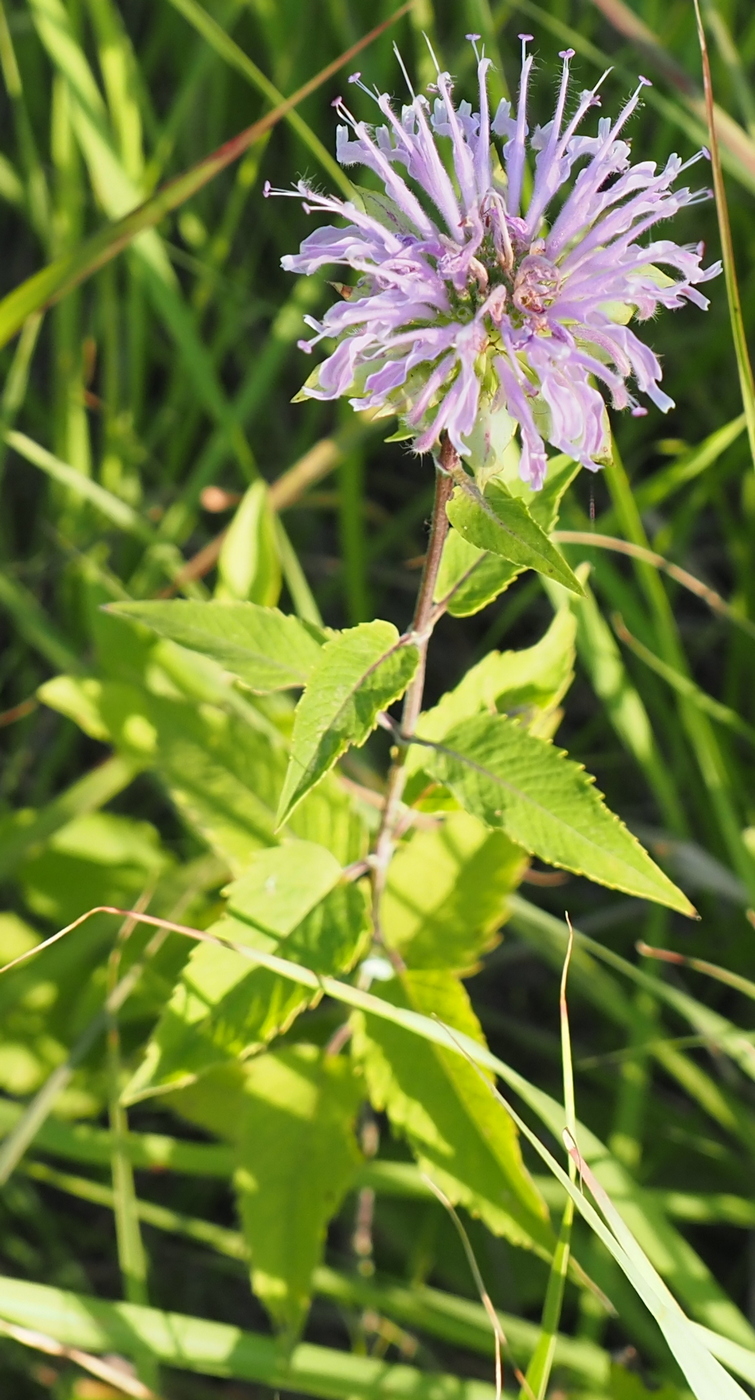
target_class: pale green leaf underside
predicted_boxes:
[234,1046,363,1336]
[123,881,371,1102]
[436,457,580,617]
[446,479,583,595]
[277,620,419,826]
[405,607,576,778]
[226,841,343,938]
[108,600,325,692]
[352,970,555,1256]
[419,713,695,915]
[216,482,281,607]
[382,811,526,972]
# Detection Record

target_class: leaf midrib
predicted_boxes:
[280,632,418,818]
[113,605,318,686]
[166,629,312,685]
[456,479,574,583]
[416,722,673,889]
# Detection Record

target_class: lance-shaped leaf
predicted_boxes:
[447,478,583,594]
[405,606,576,784]
[123,876,371,1102]
[233,1046,363,1338]
[418,712,695,914]
[351,971,555,1256]
[108,600,325,692]
[382,811,527,973]
[277,621,419,825]
[227,842,344,938]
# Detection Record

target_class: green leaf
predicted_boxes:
[436,458,580,617]
[123,879,370,1101]
[446,478,583,595]
[41,666,369,874]
[42,676,286,872]
[216,481,282,607]
[382,811,527,972]
[0,915,40,970]
[418,712,695,914]
[351,970,555,1256]
[233,1046,363,1337]
[226,842,344,938]
[405,607,576,788]
[0,751,138,884]
[277,621,419,825]
[107,601,325,693]
[434,531,521,619]
[171,1048,365,1337]
[20,811,171,927]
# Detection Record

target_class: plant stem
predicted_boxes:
[370,435,457,954]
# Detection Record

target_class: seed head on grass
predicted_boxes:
[268,36,719,487]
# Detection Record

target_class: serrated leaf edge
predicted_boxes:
[449,476,584,596]
[413,720,695,916]
[106,601,324,690]
[276,631,420,828]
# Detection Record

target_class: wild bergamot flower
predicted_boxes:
[267,36,719,488]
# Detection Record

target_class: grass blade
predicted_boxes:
[612,612,755,749]
[0,1317,157,1398]
[0,1274,499,1400]
[0,568,80,673]
[638,943,755,1003]
[11,901,753,1351]
[586,0,755,188]
[165,0,351,196]
[556,531,755,642]
[16,1156,610,1388]
[0,0,51,241]
[0,3,415,350]
[6,429,154,539]
[0,918,168,1186]
[693,0,755,467]
[520,925,576,1399]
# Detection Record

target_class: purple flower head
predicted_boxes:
[269,37,720,488]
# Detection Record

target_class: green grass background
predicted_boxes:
[0,0,755,1395]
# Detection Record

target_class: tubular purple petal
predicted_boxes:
[505,37,534,217]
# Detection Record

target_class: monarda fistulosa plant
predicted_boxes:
[103,34,731,1395]
[262,32,716,927]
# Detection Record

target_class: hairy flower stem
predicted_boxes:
[370,436,456,957]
